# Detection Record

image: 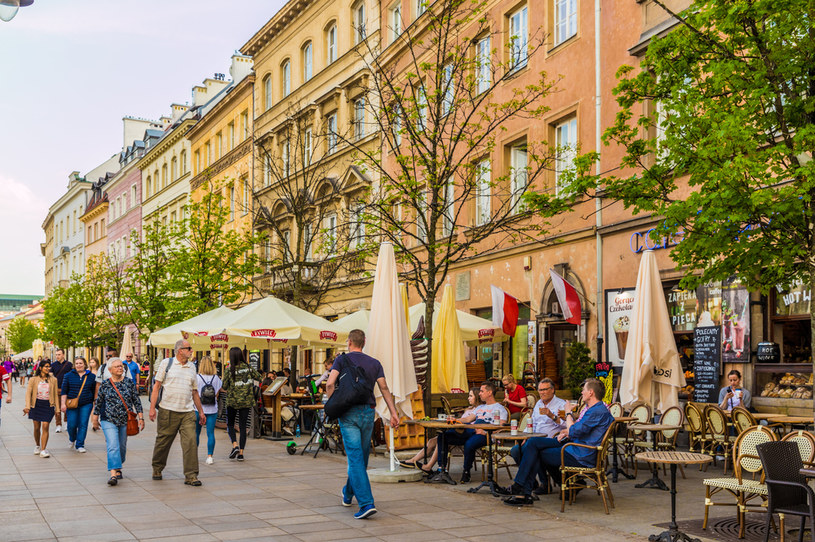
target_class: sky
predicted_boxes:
[0,0,285,296]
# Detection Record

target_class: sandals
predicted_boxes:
[107,476,118,486]
[115,470,123,480]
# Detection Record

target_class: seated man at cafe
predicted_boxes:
[509,378,567,494]
[502,378,613,505]
[431,381,508,484]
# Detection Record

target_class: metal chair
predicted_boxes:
[757,440,815,542]
[705,404,735,474]
[560,419,618,514]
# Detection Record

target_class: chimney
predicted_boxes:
[229,52,254,84]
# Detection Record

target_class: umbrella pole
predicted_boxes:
[389,424,396,472]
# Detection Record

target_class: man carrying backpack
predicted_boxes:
[326,329,400,520]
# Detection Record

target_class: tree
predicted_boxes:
[41,282,84,351]
[562,1,815,378]
[84,255,131,350]
[254,103,371,312]
[6,316,39,354]
[346,0,572,403]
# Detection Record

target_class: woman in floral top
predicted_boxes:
[92,358,144,486]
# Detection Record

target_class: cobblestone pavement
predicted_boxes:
[0,387,725,541]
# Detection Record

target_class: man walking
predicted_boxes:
[326,329,400,520]
[148,339,206,486]
[0,359,11,428]
[50,349,72,433]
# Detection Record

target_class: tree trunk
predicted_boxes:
[423,290,436,416]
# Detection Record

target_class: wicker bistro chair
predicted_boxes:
[731,406,757,435]
[560,420,618,515]
[685,402,710,455]
[702,425,777,539]
[608,402,624,418]
[622,403,652,474]
[656,406,686,478]
[781,431,815,465]
[705,404,736,474]
[757,441,815,542]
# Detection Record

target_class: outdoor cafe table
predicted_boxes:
[298,404,327,457]
[404,419,462,484]
[636,451,713,542]
[612,416,639,483]
[630,423,683,491]
[466,423,511,496]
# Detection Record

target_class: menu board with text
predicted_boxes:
[693,326,721,403]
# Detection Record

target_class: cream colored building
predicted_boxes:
[40,214,54,296]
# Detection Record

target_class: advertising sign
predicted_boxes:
[605,289,636,366]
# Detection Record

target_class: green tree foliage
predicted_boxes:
[564,342,595,398]
[6,316,40,354]
[41,282,84,350]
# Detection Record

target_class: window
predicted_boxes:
[194,150,201,174]
[416,0,425,17]
[327,24,337,64]
[170,210,177,223]
[476,36,491,94]
[132,185,137,206]
[390,3,402,41]
[353,98,365,139]
[442,63,454,115]
[228,122,235,150]
[241,110,249,140]
[216,132,223,160]
[264,75,272,110]
[243,179,249,215]
[87,226,93,244]
[162,164,168,187]
[443,181,455,236]
[509,5,528,70]
[354,2,366,44]
[100,218,105,236]
[303,224,313,261]
[94,223,98,241]
[205,142,212,166]
[416,86,427,130]
[171,156,177,180]
[282,61,291,96]
[263,155,272,186]
[304,127,313,167]
[555,117,577,195]
[350,205,365,248]
[283,230,291,259]
[264,237,272,272]
[282,140,290,176]
[180,150,187,174]
[229,186,235,221]
[303,42,313,82]
[392,104,403,146]
[511,143,529,209]
[554,0,577,45]
[417,191,428,242]
[146,176,152,197]
[476,160,491,225]
[327,113,338,153]
[325,213,337,254]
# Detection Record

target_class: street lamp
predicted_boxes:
[0,0,34,23]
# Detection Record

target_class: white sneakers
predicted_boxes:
[206,456,214,465]
[39,450,50,458]
[55,426,62,433]
[68,441,74,449]
[33,446,41,455]
[76,447,86,453]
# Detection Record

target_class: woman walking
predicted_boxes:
[91,358,144,486]
[195,356,222,465]
[88,357,101,378]
[24,360,58,458]
[221,347,262,461]
[60,357,96,453]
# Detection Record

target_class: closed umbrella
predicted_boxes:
[365,243,417,471]
[431,284,469,393]
[148,306,234,348]
[620,250,686,411]
[120,329,134,358]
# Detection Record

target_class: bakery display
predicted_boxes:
[760,372,813,399]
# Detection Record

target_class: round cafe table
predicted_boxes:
[466,423,510,496]
[404,419,468,484]
[636,451,713,542]
[630,423,683,491]
[611,416,639,482]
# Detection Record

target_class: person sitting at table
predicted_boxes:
[719,369,752,411]
[502,378,613,505]
[400,387,483,474]
[501,373,528,422]
[431,381,508,484]
[508,378,567,495]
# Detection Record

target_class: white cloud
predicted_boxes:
[0,175,48,295]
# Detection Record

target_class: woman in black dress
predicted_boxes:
[24,360,58,458]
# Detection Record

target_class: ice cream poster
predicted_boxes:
[721,278,750,363]
[606,289,636,366]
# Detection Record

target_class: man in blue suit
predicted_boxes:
[502,378,614,505]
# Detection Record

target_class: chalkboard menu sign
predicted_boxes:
[694,326,721,403]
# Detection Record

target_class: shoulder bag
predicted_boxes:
[323,353,373,419]
[65,374,88,409]
[111,379,140,436]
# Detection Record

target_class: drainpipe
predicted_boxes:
[594,0,604,364]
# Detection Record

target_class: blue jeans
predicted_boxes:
[100,420,128,470]
[66,402,93,448]
[338,404,375,508]
[510,442,549,490]
[196,412,217,455]
[438,428,487,473]
[514,437,582,493]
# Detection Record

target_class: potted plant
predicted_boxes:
[564,342,595,398]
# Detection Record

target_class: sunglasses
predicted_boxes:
[178,347,192,351]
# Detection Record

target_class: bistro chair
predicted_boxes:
[731,406,757,435]
[608,402,624,418]
[705,404,735,474]
[757,440,815,542]
[702,425,776,539]
[655,406,686,478]
[781,430,815,465]
[622,403,652,473]
[685,402,710,456]
[560,419,618,514]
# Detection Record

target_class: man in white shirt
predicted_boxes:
[432,381,508,484]
[509,379,566,495]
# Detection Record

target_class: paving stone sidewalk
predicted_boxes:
[0,387,725,541]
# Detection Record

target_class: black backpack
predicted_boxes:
[323,353,373,419]
[200,375,217,405]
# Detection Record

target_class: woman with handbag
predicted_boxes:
[23,360,58,457]
[221,347,262,462]
[60,357,96,453]
[91,358,144,486]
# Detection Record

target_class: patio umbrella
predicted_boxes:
[120,329,134,358]
[148,306,234,348]
[409,302,509,345]
[11,348,33,361]
[364,243,417,471]
[430,284,469,393]
[620,250,686,411]
[334,309,371,334]
[31,338,44,360]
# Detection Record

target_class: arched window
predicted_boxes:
[353,1,366,44]
[180,150,187,174]
[282,60,291,96]
[145,176,152,197]
[303,41,313,82]
[326,24,337,64]
[171,156,178,180]
[264,75,272,110]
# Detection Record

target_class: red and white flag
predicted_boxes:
[550,269,582,325]
[491,285,519,337]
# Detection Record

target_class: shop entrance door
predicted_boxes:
[548,324,578,383]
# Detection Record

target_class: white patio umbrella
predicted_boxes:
[119,329,134,358]
[620,250,686,412]
[334,309,371,334]
[365,243,418,471]
[148,306,234,348]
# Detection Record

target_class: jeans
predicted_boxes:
[338,404,375,508]
[226,407,251,450]
[514,437,583,493]
[196,412,217,455]
[437,428,486,473]
[510,442,549,490]
[100,420,128,470]
[66,402,93,448]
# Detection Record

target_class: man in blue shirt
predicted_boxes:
[124,353,140,387]
[502,378,614,505]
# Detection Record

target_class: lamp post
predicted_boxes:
[0,0,34,23]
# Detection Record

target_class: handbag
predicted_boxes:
[323,353,373,419]
[110,379,140,436]
[66,375,88,409]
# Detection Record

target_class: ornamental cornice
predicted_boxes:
[140,119,195,168]
[190,137,253,191]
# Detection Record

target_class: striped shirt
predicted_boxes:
[155,357,197,412]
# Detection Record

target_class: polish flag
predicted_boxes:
[550,269,582,325]
[491,285,519,337]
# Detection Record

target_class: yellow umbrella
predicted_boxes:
[400,283,409,330]
[431,284,468,393]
